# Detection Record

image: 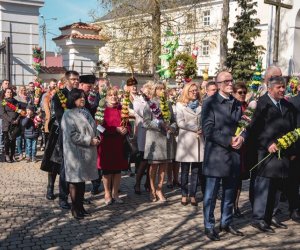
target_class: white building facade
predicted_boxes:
[0,0,44,85]
[53,22,108,75]
[95,0,300,77]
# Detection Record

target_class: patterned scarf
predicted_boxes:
[187,100,199,113]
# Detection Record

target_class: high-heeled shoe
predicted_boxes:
[150,192,157,202]
[71,208,84,220]
[104,198,113,206]
[181,197,189,206]
[134,185,141,195]
[190,200,198,207]
[156,190,167,202]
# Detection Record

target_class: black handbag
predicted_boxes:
[124,134,138,159]
[8,123,21,140]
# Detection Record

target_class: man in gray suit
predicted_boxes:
[202,71,245,241]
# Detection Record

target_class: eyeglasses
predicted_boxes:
[189,89,198,93]
[237,90,247,95]
[69,78,79,81]
[216,79,234,85]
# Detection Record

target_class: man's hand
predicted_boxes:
[268,143,278,153]
[290,155,296,161]
[231,136,244,149]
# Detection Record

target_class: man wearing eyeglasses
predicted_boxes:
[201,71,245,241]
[41,71,80,210]
[250,66,297,233]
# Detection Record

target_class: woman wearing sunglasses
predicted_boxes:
[232,82,248,218]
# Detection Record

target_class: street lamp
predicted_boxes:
[40,15,57,67]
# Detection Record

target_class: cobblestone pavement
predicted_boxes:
[1,156,300,250]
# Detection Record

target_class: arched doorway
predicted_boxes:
[293,10,300,73]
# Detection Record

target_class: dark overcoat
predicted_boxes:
[201,93,243,177]
[40,88,70,172]
[0,98,19,132]
[250,93,296,178]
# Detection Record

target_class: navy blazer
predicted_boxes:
[201,93,243,177]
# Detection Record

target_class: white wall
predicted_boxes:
[0,0,44,85]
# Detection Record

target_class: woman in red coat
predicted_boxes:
[97,87,129,205]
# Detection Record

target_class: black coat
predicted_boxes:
[201,93,243,177]
[0,98,19,132]
[289,93,300,157]
[40,88,70,173]
[250,93,296,178]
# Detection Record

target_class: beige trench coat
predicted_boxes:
[175,102,204,163]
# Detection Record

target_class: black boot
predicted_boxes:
[46,173,56,200]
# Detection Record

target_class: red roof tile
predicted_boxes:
[59,22,101,31]
[53,33,108,41]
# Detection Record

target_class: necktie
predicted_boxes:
[276,102,282,114]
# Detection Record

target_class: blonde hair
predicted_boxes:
[151,82,166,98]
[106,87,118,97]
[177,82,200,104]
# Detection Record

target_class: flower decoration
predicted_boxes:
[160,94,171,123]
[140,91,163,121]
[2,100,26,116]
[32,46,43,73]
[55,87,67,110]
[33,115,43,129]
[95,88,107,125]
[250,128,300,171]
[285,76,299,97]
[235,100,257,136]
[120,91,130,127]
[248,58,263,98]
[87,90,97,106]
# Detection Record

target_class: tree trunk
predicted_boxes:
[151,0,161,80]
[220,0,230,70]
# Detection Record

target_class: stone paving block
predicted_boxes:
[1,159,300,249]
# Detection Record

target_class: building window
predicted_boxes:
[202,41,209,56]
[203,10,210,26]
[186,13,196,30]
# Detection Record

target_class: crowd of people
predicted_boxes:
[0,66,299,241]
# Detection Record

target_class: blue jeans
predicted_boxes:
[16,135,25,155]
[25,138,37,159]
[203,176,237,229]
[180,162,201,197]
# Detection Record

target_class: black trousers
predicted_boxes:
[252,176,286,225]
[286,159,300,212]
[181,162,201,197]
[59,160,69,202]
[3,131,16,157]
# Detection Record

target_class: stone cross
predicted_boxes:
[264,0,292,62]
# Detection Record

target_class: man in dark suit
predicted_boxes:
[41,70,79,209]
[202,71,245,241]
[288,83,300,221]
[250,67,296,233]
